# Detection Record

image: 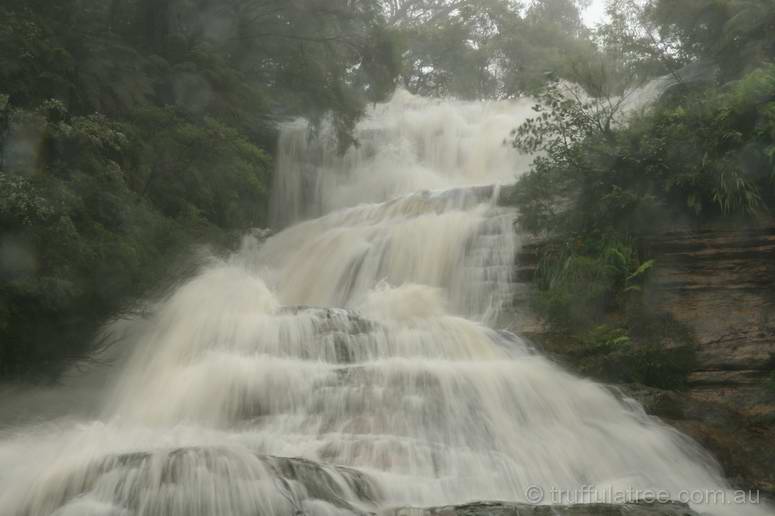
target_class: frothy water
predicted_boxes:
[0,90,771,516]
[270,89,536,227]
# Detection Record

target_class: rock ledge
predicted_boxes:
[385,500,698,516]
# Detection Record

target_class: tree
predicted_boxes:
[0,0,401,379]
[391,0,607,99]
[383,0,474,27]
[647,0,775,80]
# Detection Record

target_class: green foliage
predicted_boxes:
[510,0,775,391]
[513,64,775,240]
[647,0,775,80]
[398,10,499,98]
[532,237,651,330]
[597,0,686,85]
[499,0,601,95]
[0,8,78,108]
[579,325,631,354]
[0,101,189,379]
[652,66,775,217]
[545,315,697,390]
[388,0,605,99]
[606,341,696,390]
[621,310,698,391]
[0,0,403,380]
[0,96,265,377]
[129,108,271,229]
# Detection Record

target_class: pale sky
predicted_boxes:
[582,0,609,27]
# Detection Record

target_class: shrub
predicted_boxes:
[532,237,653,330]
[571,317,697,390]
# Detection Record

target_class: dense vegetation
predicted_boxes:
[511,0,775,389]
[0,0,403,380]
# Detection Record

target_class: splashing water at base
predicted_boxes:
[0,90,771,516]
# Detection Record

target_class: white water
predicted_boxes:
[0,90,771,516]
[269,89,536,227]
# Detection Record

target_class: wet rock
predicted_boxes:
[516,220,775,497]
[278,305,381,363]
[640,222,775,496]
[617,383,775,498]
[22,448,382,516]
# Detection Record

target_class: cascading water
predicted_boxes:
[269,90,536,227]
[0,90,771,516]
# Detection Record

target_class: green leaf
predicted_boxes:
[626,259,655,283]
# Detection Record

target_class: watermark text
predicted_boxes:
[524,485,761,506]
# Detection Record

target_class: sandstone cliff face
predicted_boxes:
[639,222,775,496]
[513,221,775,496]
[645,223,775,384]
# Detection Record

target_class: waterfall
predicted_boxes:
[269,89,536,227]
[0,90,770,516]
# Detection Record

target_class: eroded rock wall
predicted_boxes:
[640,222,775,495]
[513,221,775,496]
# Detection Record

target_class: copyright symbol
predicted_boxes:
[526,485,544,504]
